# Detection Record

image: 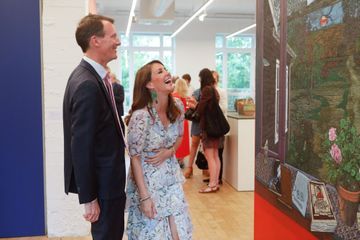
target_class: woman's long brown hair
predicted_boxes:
[125,60,181,125]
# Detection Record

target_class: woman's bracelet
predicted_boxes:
[139,196,151,203]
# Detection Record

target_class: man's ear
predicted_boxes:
[89,35,100,48]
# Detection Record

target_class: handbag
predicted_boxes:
[204,88,230,138]
[195,150,208,170]
[184,107,200,122]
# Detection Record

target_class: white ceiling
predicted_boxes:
[96,0,256,19]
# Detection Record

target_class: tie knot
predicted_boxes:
[103,72,113,94]
[104,72,111,83]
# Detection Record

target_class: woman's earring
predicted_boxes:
[151,91,158,104]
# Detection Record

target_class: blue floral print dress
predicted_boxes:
[126,100,192,240]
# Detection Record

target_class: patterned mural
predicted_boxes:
[286,0,360,182]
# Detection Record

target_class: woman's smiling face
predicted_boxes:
[149,63,174,94]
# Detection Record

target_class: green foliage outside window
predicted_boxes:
[132,34,160,47]
[215,34,254,110]
[120,49,129,89]
[119,33,174,114]
[226,36,252,48]
[227,52,251,89]
[215,35,223,48]
[163,35,172,47]
[163,51,173,73]
[215,53,224,87]
[133,51,160,73]
[120,34,129,47]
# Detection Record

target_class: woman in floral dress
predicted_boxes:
[125,60,192,240]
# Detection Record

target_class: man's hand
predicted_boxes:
[83,198,100,223]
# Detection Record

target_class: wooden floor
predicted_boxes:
[3,168,254,240]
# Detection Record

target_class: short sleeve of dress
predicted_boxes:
[174,98,184,137]
[127,109,150,157]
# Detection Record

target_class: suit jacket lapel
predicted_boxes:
[79,60,125,141]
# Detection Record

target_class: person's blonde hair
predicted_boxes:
[174,78,188,98]
[212,70,219,83]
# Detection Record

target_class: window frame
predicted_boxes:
[215,34,256,111]
[119,32,175,114]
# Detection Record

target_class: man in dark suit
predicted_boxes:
[63,14,126,240]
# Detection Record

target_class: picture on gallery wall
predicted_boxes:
[268,159,281,196]
[292,171,310,217]
[308,181,337,232]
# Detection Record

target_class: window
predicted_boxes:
[132,34,160,47]
[215,34,255,110]
[285,65,289,133]
[119,33,175,114]
[275,59,280,144]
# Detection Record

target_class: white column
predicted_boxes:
[42,0,90,237]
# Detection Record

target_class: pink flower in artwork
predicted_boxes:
[328,127,337,141]
[330,144,342,164]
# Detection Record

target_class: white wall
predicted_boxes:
[175,22,216,90]
[174,18,255,89]
[42,0,90,237]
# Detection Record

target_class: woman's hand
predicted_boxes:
[187,96,198,109]
[145,148,173,167]
[140,198,157,219]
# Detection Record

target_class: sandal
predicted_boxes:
[199,184,218,193]
[183,167,193,178]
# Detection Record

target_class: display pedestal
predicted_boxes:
[223,112,255,191]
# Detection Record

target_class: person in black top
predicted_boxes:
[110,71,125,116]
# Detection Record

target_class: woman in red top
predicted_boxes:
[172,78,190,164]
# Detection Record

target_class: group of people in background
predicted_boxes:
[63,13,228,240]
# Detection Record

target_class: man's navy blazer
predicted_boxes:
[63,60,126,204]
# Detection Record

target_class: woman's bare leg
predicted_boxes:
[168,215,180,240]
[204,147,218,187]
[213,149,221,185]
[188,135,200,167]
[184,135,200,178]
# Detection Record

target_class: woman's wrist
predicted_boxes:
[168,146,175,155]
[139,195,151,203]
[139,190,149,200]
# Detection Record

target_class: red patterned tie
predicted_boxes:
[104,73,127,148]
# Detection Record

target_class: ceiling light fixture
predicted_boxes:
[170,0,214,38]
[198,10,207,22]
[226,23,256,38]
[126,0,138,37]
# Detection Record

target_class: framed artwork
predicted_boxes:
[292,171,310,217]
[255,0,360,238]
